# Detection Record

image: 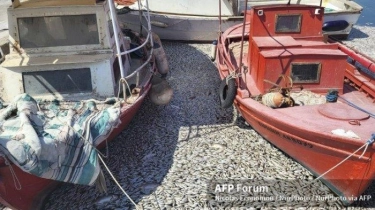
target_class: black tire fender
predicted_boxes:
[218,76,236,108]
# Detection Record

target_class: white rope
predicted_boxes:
[312,143,367,182]
[118,78,132,101]
[304,135,375,187]
[98,154,139,209]
[226,71,241,84]
[51,104,139,209]
[1,99,136,205]
[359,143,369,159]
[0,153,21,190]
[53,105,114,158]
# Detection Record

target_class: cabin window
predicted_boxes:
[290,63,321,83]
[18,14,99,48]
[275,14,301,33]
[23,68,92,95]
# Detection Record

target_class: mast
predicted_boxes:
[219,0,222,33]
[238,0,248,86]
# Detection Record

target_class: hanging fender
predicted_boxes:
[149,76,173,105]
[152,33,169,77]
[322,20,349,32]
[218,76,237,108]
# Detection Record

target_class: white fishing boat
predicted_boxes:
[0,0,172,209]
[116,0,363,41]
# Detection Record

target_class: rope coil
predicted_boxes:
[326,89,339,102]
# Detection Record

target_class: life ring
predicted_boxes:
[219,76,236,108]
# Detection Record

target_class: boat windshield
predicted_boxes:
[18,14,99,48]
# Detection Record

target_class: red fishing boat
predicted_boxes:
[215,3,375,205]
[0,0,172,209]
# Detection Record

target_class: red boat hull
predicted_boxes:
[0,84,151,210]
[217,41,375,204]
[215,5,375,205]
[234,97,375,204]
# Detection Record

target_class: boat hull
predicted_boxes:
[118,11,243,41]
[323,12,361,39]
[215,59,375,203]
[118,0,362,41]
[233,97,375,204]
[215,9,375,203]
[0,83,151,210]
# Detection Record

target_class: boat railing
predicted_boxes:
[108,0,154,84]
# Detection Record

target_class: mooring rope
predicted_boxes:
[32,88,138,208]
[0,153,22,190]
[52,108,139,209]
[338,96,375,119]
[306,133,375,186]
[118,78,132,101]
[226,71,241,84]
[98,154,139,209]
[325,89,374,118]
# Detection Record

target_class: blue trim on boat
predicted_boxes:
[347,57,375,79]
[323,20,349,32]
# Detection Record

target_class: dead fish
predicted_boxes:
[210,143,227,150]
[141,183,159,194]
[142,153,155,161]
[94,194,119,207]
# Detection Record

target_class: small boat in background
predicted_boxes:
[0,0,172,209]
[116,0,362,41]
[215,3,374,205]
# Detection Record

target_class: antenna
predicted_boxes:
[219,0,222,33]
[238,0,249,88]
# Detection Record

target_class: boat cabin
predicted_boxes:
[245,5,347,95]
[0,0,141,102]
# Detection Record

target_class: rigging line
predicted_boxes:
[98,154,139,209]
[301,134,375,189]
[338,96,375,119]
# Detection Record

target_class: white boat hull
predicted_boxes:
[117,0,362,41]
[323,12,361,38]
[118,11,243,41]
